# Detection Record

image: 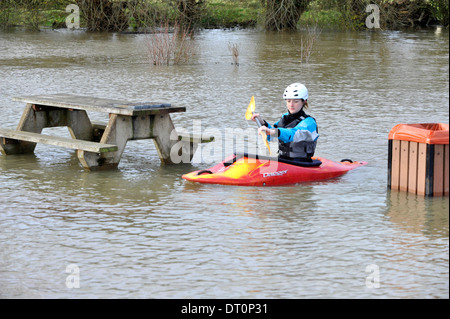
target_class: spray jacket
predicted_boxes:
[265,109,319,160]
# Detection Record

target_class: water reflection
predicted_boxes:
[387,190,449,238]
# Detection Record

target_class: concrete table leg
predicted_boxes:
[78,114,133,170]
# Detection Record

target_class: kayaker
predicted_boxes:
[251,83,319,162]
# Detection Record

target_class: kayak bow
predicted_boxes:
[182,153,367,186]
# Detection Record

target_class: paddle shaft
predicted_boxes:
[254,114,263,128]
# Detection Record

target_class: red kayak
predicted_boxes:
[182,153,367,186]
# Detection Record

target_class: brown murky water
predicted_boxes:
[0,27,448,298]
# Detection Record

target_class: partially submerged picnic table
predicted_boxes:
[0,94,213,170]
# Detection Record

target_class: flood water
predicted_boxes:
[0,27,448,299]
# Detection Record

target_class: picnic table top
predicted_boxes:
[13,93,185,116]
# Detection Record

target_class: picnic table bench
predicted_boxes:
[0,94,213,170]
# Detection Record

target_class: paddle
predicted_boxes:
[245,96,271,154]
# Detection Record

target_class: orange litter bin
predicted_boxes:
[388,123,449,196]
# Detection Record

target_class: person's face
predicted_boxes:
[285,99,304,114]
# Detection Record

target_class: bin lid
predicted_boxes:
[388,123,449,144]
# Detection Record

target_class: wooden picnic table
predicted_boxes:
[0,94,213,170]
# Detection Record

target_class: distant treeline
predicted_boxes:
[0,0,448,31]
[335,0,449,29]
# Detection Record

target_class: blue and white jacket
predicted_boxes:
[265,110,319,160]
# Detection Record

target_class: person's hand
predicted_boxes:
[251,113,260,122]
[258,126,276,136]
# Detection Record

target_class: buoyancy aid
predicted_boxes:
[273,110,318,161]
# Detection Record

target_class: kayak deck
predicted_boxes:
[182,153,367,186]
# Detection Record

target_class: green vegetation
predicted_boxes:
[1,0,448,31]
[199,1,261,28]
[0,0,70,30]
[429,0,449,26]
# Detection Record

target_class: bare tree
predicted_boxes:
[264,0,313,31]
[340,0,440,29]
[174,0,205,28]
[76,0,130,31]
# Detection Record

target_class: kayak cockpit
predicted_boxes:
[225,152,322,168]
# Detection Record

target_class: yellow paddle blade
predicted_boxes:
[245,95,271,154]
[245,96,255,120]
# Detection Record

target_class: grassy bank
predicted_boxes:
[199,1,261,28]
[1,0,447,31]
[0,0,262,31]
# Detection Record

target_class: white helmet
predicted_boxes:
[283,83,308,100]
